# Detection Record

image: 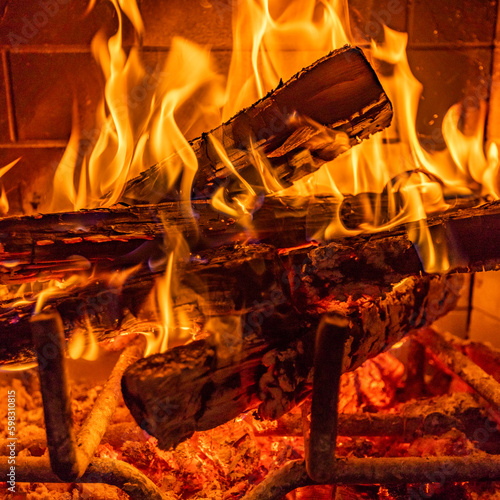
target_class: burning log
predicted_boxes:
[0,195,498,284]
[3,196,500,364]
[118,45,392,204]
[5,194,498,366]
[121,273,462,450]
[0,457,164,500]
[415,328,500,411]
[2,194,500,365]
[439,330,500,383]
[242,457,500,500]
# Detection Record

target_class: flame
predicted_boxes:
[34,0,500,364]
[142,229,195,356]
[209,133,258,228]
[143,251,174,357]
[0,362,38,372]
[299,25,497,271]
[50,1,224,212]
[0,158,21,216]
[224,0,351,119]
[484,142,500,197]
[34,276,83,315]
[68,322,100,361]
[222,5,499,271]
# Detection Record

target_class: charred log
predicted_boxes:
[0,196,498,284]
[3,196,495,368]
[256,392,493,441]
[440,330,500,384]
[415,328,500,411]
[4,194,500,365]
[118,45,392,204]
[121,273,463,450]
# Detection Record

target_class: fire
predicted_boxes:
[223,0,351,119]
[9,0,498,358]
[67,322,100,361]
[217,1,499,275]
[0,158,21,216]
[49,1,224,212]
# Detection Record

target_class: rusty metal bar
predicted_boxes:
[415,327,500,411]
[0,456,165,500]
[76,336,146,475]
[306,313,348,483]
[243,456,500,500]
[31,309,147,486]
[30,311,83,482]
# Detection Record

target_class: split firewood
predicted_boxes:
[0,195,496,284]
[117,45,392,204]
[121,273,463,450]
[3,195,500,364]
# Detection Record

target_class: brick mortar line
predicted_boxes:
[1,49,17,142]
[470,307,500,324]
[0,43,494,55]
[0,45,234,54]
[406,42,495,51]
[0,140,67,148]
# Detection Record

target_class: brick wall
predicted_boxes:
[0,0,498,212]
[0,0,499,341]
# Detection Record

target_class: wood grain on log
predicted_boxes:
[0,196,498,284]
[121,273,463,450]
[118,45,392,204]
[4,196,500,365]
[3,190,495,366]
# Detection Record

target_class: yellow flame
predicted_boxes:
[36,0,500,365]
[0,158,21,216]
[224,0,351,119]
[208,133,258,228]
[0,362,38,372]
[143,251,174,357]
[50,1,224,212]
[68,322,100,361]
[141,228,194,356]
[484,142,500,197]
[34,276,83,315]
[304,24,497,271]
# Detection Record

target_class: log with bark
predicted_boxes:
[0,42,496,456]
[0,194,495,284]
[1,45,393,284]
[120,273,463,449]
[117,45,392,204]
[3,197,500,364]
[256,392,494,442]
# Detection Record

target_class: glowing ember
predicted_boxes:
[1,343,499,498]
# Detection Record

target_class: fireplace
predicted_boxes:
[1,0,500,498]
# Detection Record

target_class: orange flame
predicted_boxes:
[0,158,21,216]
[224,0,351,119]
[35,0,500,362]
[50,1,224,212]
